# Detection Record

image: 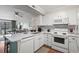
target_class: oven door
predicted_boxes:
[52,36,68,49]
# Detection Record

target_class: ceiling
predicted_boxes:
[39,5,79,13]
[11,5,79,15]
[11,5,40,16]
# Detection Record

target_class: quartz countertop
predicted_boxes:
[68,34,79,37]
[42,32,79,38]
[1,31,79,42]
[5,33,39,42]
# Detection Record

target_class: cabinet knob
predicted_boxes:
[72,38,75,40]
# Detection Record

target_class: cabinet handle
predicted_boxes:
[72,38,75,40]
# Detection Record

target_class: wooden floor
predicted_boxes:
[36,45,62,53]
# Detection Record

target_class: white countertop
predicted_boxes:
[1,31,79,42]
[68,34,79,37]
[42,32,79,38]
[5,33,38,42]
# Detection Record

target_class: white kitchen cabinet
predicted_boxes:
[47,36,52,47]
[66,8,77,25]
[46,34,52,47]
[42,14,53,25]
[19,38,34,53]
[77,8,79,25]
[43,34,48,45]
[37,15,43,25]
[69,37,78,53]
[34,37,40,51]
[43,33,52,47]
[39,37,45,47]
[76,37,79,52]
[34,34,45,51]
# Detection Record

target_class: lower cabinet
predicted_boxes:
[19,38,34,53]
[34,37,40,51]
[76,37,79,52]
[69,37,78,53]
[39,37,45,47]
[34,35,45,52]
[18,33,53,53]
[43,33,52,47]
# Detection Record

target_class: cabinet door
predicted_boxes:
[76,38,79,52]
[34,38,40,51]
[66,9,77,25]
[19,39,34,53]
[69,37,78,53]
[46,34,52,47]
[47,37,52,47]
[43,34,48,45]
[39,37,45,47]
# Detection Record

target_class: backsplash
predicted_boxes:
[38,25,54,32]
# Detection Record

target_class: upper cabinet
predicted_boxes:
[53,8,77,25]
[42,14,54,25]
[77,8,79,25]
[66,8,77,25]
[42,7,78,25]
[27,5,45,15]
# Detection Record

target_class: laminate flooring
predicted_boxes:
[36,45,62,53]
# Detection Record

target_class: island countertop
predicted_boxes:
[4,33,39,42]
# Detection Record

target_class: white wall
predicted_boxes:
[0,5,35,29]
[42,6,79,25]
[0,6,15,20]
[14,8,33,29]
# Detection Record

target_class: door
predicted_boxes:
[69,37,78,53]
[19,39,34,53]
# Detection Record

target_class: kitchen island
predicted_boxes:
[5,32,44,53]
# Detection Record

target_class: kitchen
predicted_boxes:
[0,5,79,53]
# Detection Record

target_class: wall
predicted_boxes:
[14,8,33,29]
[0,5,35,29]
[0,6,15,20]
